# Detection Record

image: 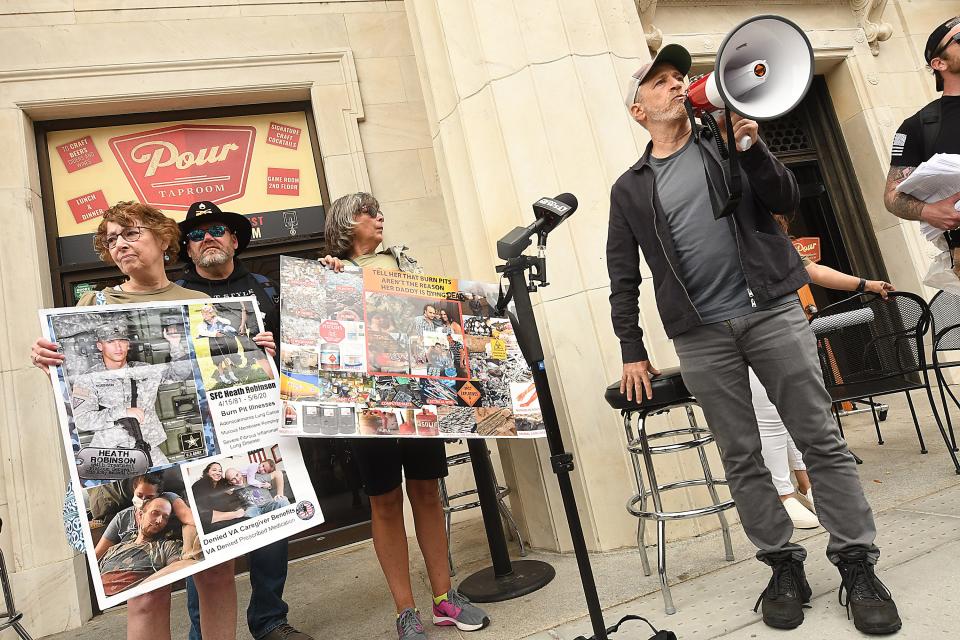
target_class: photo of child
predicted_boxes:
[190,301,275,391]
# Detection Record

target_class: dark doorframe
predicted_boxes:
[800,77,888,282]
[759,76,889,310]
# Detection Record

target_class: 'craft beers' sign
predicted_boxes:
[108,124,256,210]
[42,111,328,270]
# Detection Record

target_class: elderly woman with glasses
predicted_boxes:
[320,192,490,640]
[32,200,275,640]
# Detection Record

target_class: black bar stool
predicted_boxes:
[0,518,32,639]
[605,367,735,614]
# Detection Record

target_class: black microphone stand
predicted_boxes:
[495,242,674,640]
[496,250,609,639]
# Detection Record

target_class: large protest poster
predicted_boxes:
[40,297,322,609]
[278,256,545,439]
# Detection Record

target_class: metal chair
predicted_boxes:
[605,367,735,615]
[438,450,525,576]
[0,518,33,640]
[927,290,960,451]
[809,291,960,474]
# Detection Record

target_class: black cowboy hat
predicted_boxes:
[178,200,252,262]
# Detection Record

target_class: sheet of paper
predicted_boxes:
[896,154,960,242]
[896,153,960,203]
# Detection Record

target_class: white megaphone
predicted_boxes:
[687,15,814,150]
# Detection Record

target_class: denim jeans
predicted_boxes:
[244,496,290,519]
[187,538,291,639]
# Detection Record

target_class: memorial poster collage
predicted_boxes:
[40,297,321,609]
[277,255,546,439]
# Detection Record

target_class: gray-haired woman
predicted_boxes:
[319,192,490,640]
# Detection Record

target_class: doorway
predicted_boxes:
[759,76,889,311]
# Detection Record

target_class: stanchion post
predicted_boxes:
[467,439,514,576]
[457,435,557,601]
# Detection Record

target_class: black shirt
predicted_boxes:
[890,95,960,167]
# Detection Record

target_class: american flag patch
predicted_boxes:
[891,132,907,156]
[248,449,268,463]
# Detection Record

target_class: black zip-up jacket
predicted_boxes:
[606,128,808,363]
[178,259,281,342]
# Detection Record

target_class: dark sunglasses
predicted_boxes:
[358,205,384,219]
[186,225,229,242]
[935,32,960,58]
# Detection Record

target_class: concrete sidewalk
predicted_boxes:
[41,393,960,640]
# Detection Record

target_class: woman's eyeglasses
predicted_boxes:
[104,226,153,250]
[186,225,229,242]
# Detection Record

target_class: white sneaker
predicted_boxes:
[783,496,820,529]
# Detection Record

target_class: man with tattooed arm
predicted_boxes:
[885,17,960,230]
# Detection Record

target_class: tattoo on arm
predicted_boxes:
[884,166,924,220]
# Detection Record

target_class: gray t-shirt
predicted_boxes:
[649,138,755,324]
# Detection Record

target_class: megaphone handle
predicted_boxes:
[739,135,752,151]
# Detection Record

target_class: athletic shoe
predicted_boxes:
[837,554,902,634]
[433,588,490,631]
[397,608,426,640]
[783,496,820,529]
[754,553,812,629]
[261,623,314,640]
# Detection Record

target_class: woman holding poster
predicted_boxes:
[321,193,490,639]
[31,201,275,640]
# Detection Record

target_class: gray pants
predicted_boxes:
[673,301,879,565]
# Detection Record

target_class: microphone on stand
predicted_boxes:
[493,190,676,640]
[497,193,578,260]
[532,192,578,238]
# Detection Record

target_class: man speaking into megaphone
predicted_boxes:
[606,35,901,635]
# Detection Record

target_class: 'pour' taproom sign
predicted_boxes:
[109,124,256,210]
[44,111,327,267]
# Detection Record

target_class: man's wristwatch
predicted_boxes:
[856,277,866,293]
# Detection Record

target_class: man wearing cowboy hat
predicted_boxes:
[176,201,311,640]
[176,200,279,341]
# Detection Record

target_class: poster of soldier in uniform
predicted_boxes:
[40,297,322,610]
[278,255,546,440]
[51,306,205,473]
